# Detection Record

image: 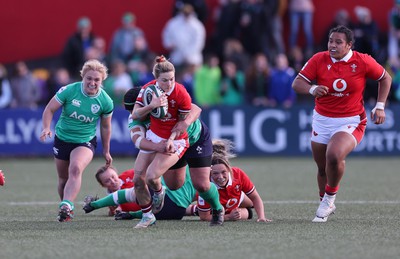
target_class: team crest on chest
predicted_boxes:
[91,104,100,114]
[351,64,357,72]
[170,99,176,108]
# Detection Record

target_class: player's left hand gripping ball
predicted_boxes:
[0,170,5,186]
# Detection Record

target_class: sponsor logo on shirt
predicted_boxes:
[69,111,95,123]
[226,198,238,208]
[72,99,81,107]
[333,79,347,92]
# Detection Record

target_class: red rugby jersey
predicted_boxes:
[197,167,256,214]
[136,80,192,139]
[299,50,385,117]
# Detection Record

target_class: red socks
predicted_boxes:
[325,184,339,196]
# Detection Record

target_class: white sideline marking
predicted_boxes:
[3,200,400,206]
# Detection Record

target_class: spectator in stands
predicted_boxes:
[10,61,40,109]
[194,53,222,107]
[220,59,245,106]
[288,0,315,57]
[109,12,147,64]
[353,6,382,104]
[245,53,270,106]
[268,53,297,108]
[387,0,400,104]
[127,59,154,87]
[388,0,400,67]
[0,63,12,109]
[31,68,51,106]
[320,9,354,52]
[126,34,155,64]
[45,67,72,104]
[124,34,155,86]
[353,6,380,59]
[103,59,133,107]
[177,64,196,101]
[61,17,95,80]
[237,0,267,56]
[386,61,400,103]
[288,46,312,104]
[162,3,206,72]
[172,0,208,24]
[85,36,108,65]
[262,0,287,60]
[222,38,250,72]
[210,0,241,61]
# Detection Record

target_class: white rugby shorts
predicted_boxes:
[311,110,367,146]
[141,129,188,158]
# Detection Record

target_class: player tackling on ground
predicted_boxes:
[131,55,224,228]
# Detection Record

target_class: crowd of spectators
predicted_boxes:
[1,0,399,110]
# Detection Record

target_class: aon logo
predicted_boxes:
[69,111,95,123]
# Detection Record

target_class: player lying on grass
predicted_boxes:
[197,139,272,222]
[83,165,198,220]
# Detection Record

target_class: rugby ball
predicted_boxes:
[143,84,168,119]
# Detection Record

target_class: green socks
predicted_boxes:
[128,211,143,219]
[198,183,223,211]
[91,189,133,209]
[59,200,74,210]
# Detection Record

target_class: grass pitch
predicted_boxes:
[0,157,399,259]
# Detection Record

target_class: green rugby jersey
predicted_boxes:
[163,166,196,209]
[186,119,201,145]
[128,114,150,131]
[55,82,113,143]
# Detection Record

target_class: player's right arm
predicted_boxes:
[40,96,62,141]
[171,103,201,137]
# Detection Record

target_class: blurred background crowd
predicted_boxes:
[1,0,399,110]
